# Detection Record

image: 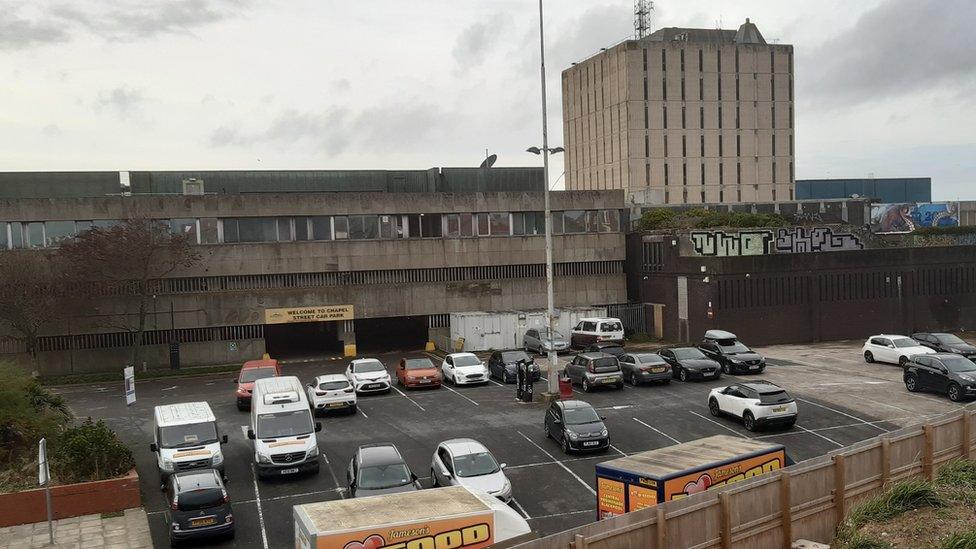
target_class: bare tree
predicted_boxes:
[0,251,71,372]
[58,218,201,366]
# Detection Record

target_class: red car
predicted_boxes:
[235,358,281,410]
[395,357,441,389]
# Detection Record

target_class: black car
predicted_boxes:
[582,342,626,358]
[487,350,540,383]
[904,353,976,402]
[347,443,421,498]
[543,399,609,454]
[911,333,976,358]
[618,353,671,385]
[698,330,766,375]
[659,347,721,382]
[165,469,233,546]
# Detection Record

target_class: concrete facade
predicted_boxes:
[562,20,795,205]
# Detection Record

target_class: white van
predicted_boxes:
[248,376,321,479]
[570,317,625,349]
[150,402,227,484]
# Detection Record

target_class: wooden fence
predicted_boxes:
[514,406,975,549]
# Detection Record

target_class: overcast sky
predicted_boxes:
[1,0,973,199]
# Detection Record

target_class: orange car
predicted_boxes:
[395,357,441,389]
[235,358,281,410]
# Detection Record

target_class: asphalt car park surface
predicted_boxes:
[52,339,972,549]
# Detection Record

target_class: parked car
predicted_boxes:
[708,382,797,432]
[165,469,234,546]
[523,328,570,354]
[570,317,624,349]
[248,376,321,479]
[395,357,442,389]
[698,330,766,375]
[441,352,489,385]
[487,350,540,384]
[543,400,609,454]
[911,333,976,358]
[904,353,976,402]
[659,347,721,382]
[347,443,421,498]
[582,342,626,358]
[564,352,624,392]
[306,374,357,415]
[345,358,392,394]
[862,335,935,366]
[430,438,512,502]
[234,358,280,410]
[618,353,671,386]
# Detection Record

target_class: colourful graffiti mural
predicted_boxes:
[690,227,864,257]
[870,202,959,234]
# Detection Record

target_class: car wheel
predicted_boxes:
[948,383,963,403]
[743,411,757,432]
[661,379,671,385]
[616,382,624,390]
[629,372,638,386]
[722,363,731,375]
[561,436,571,454]
[582,378,591,392]
[905,375,918,392]
[544,422,550,438]
[784,419,796,429]
[899,356,909,367]
[679,369,688,382]
[349,405,357,415]
[430,469,438,487]
[864,351,874,364]
[709,398,721,417]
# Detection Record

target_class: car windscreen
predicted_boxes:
[592,357,619,372]
[935,334,967,345]
[353,361,385,373]
[404,358,434,370]
[256,410,313,438]
[240,367,276,383]
[358,463,413,489]
[759,390,793,405]
[563,406,601,425]
[716,340,751,353]
[453,451,500,477]
[600,322,623,332]
[318,380,349,391]
[892,338,918,348]
[637,354,666,364]
[159,422,218,448]
[942,356,976,373]
[177,487,224,511]
[672,348,707,360]
[501,351,530,363]
[548,330,566,340]
[453,355,482,367]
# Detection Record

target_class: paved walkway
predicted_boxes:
[0,508,151,549]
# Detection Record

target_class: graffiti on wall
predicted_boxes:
[870,202,959,234]
[690,227,864,257]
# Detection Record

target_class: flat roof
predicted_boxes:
[597,435,782,479]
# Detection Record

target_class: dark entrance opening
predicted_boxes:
[265,321,342,359]
[355,316,428,353]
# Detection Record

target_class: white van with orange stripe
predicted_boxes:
[248,376,322,480]
[150,402,228,485]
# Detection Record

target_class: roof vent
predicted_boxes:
[264,391,299,405]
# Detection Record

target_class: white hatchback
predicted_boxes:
[430,438,512,503]
[306,374,357,415]
[862,335,935,366]
[441,353,489,385]
[708,381,797,432]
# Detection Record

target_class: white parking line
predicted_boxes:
[441,384,480,406]
[358,406,369,419]
[251,465,270,549]
[489,379,505,387]
[609,444,626,456]
[632,418,681,444]
[392,386,426,412]
[517,431,596,496]
[526,508,593,521]
[795,397,891,432]
[511,498,532,519]
[794,423,844,448]
[689,411,749,438]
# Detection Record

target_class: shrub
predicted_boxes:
[837,479,942,542]
[51,418,134,484]
[0,362,72,455]
[915,226,976,236]
[638,208,678,230]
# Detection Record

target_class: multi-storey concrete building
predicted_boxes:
[562,19,795,205]
[0,169,627,374]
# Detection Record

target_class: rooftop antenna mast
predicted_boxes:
[635,0,653,39]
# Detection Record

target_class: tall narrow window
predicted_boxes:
[735,49,739,72]
[773,161,777,184]
[717,50,722,72]
[789,78,793,101]
[644,135,650,157]
[772,105,776,129]
[719,163,724,186]
[699,77,704,100]
[789,134,794,156]
[642,48,647,71]
[735,106,740,129]
[720,187,725,203]
[790,161,794,182]
[663,106,668,129]
[645,163,650,185]
[664,164,670,186]
[643,77,648,100]
[661,49,666,71]
[718,76,722,100]
[698,49,703,72]
[681,106,686,129]
[718,105,723,129]
[736,161,741,184]
[772,134,776,156]
[771,75,775,101]
[736,134,741,156]
[789,105,793,128]
[682,135,687,156]
[681,77,685,100]
[700,134,705,156]
[700,163,705,186]
[770,50,775,72]
[735,76,740,100]
[662,78,667,100]
[719,136,724,156]
[699,106,704,128]
[680,49,685,71]
[788,52,793,74]
[682,163,687,185]
[644,105,648,128]
[664,135,669,157]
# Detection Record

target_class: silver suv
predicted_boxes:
[564,352,623,392]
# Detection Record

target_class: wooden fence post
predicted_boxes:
[780,471,792,549]
[962,410,972,461]
[880,438,891,487]
[923,424,934,480]
[833,454,846,527]
[720,492,732,549]
[656,506,667,549]
[573,533,587,549]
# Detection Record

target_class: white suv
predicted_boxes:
[306,374,357,415]
[708,381,797,432]
[441,353,489,385]
[862,335,935,366]
[345,358,392,394]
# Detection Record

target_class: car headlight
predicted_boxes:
[256,453,271,464]
[212,453,223,466]
[306,446,319,458]
[600,429,609,437]
[567,431,579,441]
[161,459,174,471]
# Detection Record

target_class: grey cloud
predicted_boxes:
[0,2,69,49]
[331,79,351,93]
[545,4,632,71]
[94,87,146,118]
[452,13,509,71]
[209,125,247,147]
[803,0,976,107]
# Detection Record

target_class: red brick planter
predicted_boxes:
[0,469,140,527]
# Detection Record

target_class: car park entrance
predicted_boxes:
[265,321,342,358]
[355,315,429,352]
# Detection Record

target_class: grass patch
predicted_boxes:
[38,362,242,386]
[838,479,942,542]
[844,532,894,549]
[100,511,124,519]
[937,459,976,489]
[941,530,976,549]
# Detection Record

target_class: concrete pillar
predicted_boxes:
[340,320,356,357]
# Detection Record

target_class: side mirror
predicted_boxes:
[247,429,255,440]
[315,422,322,433]
[600,416,607,421]
[411,473,419,482]
[552,418,561,425]
[149,443,158,453]
[221,435,228,444]
[231,378,238,383]
[500,463,507,469]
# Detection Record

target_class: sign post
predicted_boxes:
[38,438,54,545]
[124,366,136,406]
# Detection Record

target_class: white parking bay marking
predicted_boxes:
[632,418,681,444]
[358,406,369,419]
[489,379,505,387]
[240,425,249,438]
[609,444,626,456]
[442,384,480,406]
[795,397,890,432]
[794,423,844,448]
[511,498,531,519]
[516,431,595,496]
[250,465,270,549]
[392,386,426,412]
[689,411,749,438]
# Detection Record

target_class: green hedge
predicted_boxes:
[638,207,787,231]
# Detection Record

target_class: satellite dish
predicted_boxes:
[480,154,497,169]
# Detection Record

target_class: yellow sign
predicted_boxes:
[264,305,354,324]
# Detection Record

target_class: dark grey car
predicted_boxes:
[165,469,234,546]
[523,328,570,354]
[912,333,976,358]
[347,443,421,498]
[904,353,976,402]
[699,331,766,375]
[543,400,609,454]
[659,347,722,382]
[564,352,624,392]
[619,353,672,385]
